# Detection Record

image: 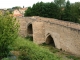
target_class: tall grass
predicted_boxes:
[10,37,61,60]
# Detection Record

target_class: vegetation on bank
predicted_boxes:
[0,13,19,59]
[7,37,60,60]
[40,43,80,60]
[2,37,80,60]
[24,0,80,23]
[0,12,61,60]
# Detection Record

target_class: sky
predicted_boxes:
[0,0,80,9]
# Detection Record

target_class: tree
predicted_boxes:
[62,1,79,23]
[63,0,71,20]
[12,6,21,9]
[24,7,32,16]
[54,0,66,7]
[71,2,80,19]
[0,13,19,59]
[47,2,60,18]
[31,2,45,16]
[24,2,60,18]
[54,0,66,19]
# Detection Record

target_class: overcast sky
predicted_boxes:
[0,0,80,9]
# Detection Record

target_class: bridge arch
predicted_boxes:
[46,33,55,47]
[27,23,33,36]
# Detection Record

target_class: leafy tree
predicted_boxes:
[12,6,21,9]
[31,2,46,16]
[54,0,66,7]
[62,0,71,20]
[7,8,13,14]
[24,1,80,23]
[25,2,60,18]
[71,2,80,19]
[46,2,60,18]
[24,7,32,16]
[62,1,79,23]
[54,0,66,19]
[0,13,19,59]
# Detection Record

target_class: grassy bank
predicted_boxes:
[7,37,61,60]
[40,44,80,60]
[2,37,80,60]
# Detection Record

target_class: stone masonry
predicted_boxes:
[17,16,80,56]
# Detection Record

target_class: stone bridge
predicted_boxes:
[17,16,80,56]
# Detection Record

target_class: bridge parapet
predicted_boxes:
[32,16,80,30]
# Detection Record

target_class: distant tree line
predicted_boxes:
[12,6,22,9]
[24,0,80,23]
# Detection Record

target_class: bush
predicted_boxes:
[0,13,19,58]
[2,58,10,60]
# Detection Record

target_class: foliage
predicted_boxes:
[66,55,80,60]
[12,6,21,9]
[25,36,33,41]
[11,37,61,60]
[71,2,80,19]
[2,58,10,60]
[24,2,60,19]
[61,0,71,20]
[0,13,19,58]
[54,0,66,7]
[54,0,66,19]
[62,1,80,23]
[8,37,80,60]
[24,7,32,16]
[24,1,80,23]
[7,9,13,14]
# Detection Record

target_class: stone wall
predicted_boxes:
[44,21,80,55]
[33,21,45,44]
[17,16,80,56]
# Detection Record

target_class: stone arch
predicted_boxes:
[27,23,33,35]
[46,33,55,47]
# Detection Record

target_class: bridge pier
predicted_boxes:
[33,21,45,44]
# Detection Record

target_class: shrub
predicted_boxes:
[2,58,10,60]
[0,13,19,59]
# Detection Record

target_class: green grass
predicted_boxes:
[40,43,80,60]
[40,43,60,53]
[5,37,80,60]
[66,55,80,60]
[2,36,80,60]
[9,37,61,60]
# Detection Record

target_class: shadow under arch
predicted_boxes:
[27,23,33,34]
[27,23,33,41]
[46,33,55,47]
